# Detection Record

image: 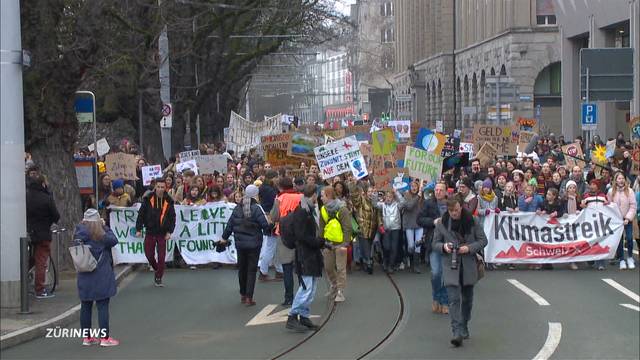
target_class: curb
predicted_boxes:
[0,265,135,350]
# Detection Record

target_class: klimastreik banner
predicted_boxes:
[484,204,623,264]
[109,202,237,265]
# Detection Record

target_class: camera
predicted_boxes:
[449,242,460,270]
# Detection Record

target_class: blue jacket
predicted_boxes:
[518,194,544,213]
[75,224,118,301]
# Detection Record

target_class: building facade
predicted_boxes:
[393,0,561,135]
[553,0,639,142]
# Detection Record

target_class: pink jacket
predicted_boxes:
[607,188,637,222]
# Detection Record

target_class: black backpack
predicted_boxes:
[279,206,299,249]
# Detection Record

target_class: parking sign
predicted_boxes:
[581,103,597,130]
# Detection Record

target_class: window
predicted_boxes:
[381,27,394,43]
[381,53,394,70]
[536,15,556,25]
[380,2,393,17]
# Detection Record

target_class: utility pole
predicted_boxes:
[158,0,172,160]
[0,0,27,307]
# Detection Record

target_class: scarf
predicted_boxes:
[480,191,496,202]
[566,195,577,214]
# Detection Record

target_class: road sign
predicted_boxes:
[395,95,412,102]
[580,48,634,102]
[161,103,172,117]
[161,114,173,128]
[75,96,95,123]
[581,103,597,130]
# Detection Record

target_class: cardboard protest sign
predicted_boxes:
[404,146,443,183]
[314,136,368,180]
[374,167,410,191]
[176,160,198,175]
[370,154,398,188]
[371,128,396,155]
[630,116,640,143]
[261,133,291,152]
[631,144,640,175]
[179,150,201,163]
[472,124,518,156]
[344,125,372,142]
[88,138,110,157]
[288,132,324,157]
[476,142,498,168]
[415,128,446,154]
[518,131,537,152]
[561,142,585,169]
[142,165,163,186]
[265,149,304,168]
[195,155,227,174]
[105,153,137,180]
[388,120,411,140]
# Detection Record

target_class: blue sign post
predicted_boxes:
[581,103,597,130]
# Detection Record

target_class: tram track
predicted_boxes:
[270,272,405,360]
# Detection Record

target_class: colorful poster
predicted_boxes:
[415,128,447,154]
[142,165,163,186]
[403,146,443,183]
[388,120,411,139]
[261,133,292,152]
[288,133,324,157]
[314,136,368,180]
[484,205,623,264]
[562,142,586,169]
[371,128,396,155]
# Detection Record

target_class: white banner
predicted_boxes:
[225,111,281,154]
[314,136,368,180]
[110,205,175,264]
[179,150,201,162]
[484,205,624,264]
[110,203,238,265]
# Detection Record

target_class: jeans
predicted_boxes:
[144,234,167,279]
[289,276,318,318]
[617,223,635,260]
[237,248,260,298]
[80,298,110,338]
[282,262,294,302]
[258,235,283,275]
[357,236,373,265]
[34,240,52,294]
[382,229,401,270]
[405,228,424,254]
[446,285,474,337]
[430,251,448,305]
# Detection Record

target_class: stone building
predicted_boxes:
[393,0,561,134]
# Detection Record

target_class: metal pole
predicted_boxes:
[18,237,31,314]
[496,75,501,125]
[92,94,98,206]
[586,66,591,149]
[138,92,143,156]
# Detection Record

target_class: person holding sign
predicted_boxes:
[135,178,177,287]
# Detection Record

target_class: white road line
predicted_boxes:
[602,278,640,303]
[620,303,640,312]
[532,322,562,360]
[507,279,551,306]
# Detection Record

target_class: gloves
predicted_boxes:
[494,208,501,214]
[485,209,491,215]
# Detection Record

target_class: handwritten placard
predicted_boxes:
[105,153,137,180]
[142,165,163,186]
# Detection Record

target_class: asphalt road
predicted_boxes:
[2,262,639,360]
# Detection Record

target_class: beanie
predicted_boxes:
[112,178,125,190]
[482,178,493,189]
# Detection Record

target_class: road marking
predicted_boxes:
[602,278,640,303]
[507,279,550,306]
[620,303,640,312]
[532,322,562,360]
[246,304,319,326]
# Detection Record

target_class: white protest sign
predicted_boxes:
[196,155,227,174]
[484,204,623,264]
[314,136,368,180]
[388,120,411,139]
[142,165,163,186]
[176,160,198,175]
[459,142,474,158]
[179,150,201,163]
[109,205,174,264]
[88,138,111,157]
[173,203,237,264]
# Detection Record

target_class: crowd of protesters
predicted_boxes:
[24,128,640,346]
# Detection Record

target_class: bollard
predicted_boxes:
[18,236,31,314]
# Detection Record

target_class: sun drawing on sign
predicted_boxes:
[592,144,607,164]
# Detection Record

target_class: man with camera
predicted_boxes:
[432,195,487,347]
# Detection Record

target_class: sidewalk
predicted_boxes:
[0,264,134,350]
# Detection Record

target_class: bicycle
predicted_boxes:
[28,227,66,296]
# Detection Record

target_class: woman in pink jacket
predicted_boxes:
[607,172,637,270]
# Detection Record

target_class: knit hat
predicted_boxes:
[565,180,577,190]
[512,169,525,178]
[83,208,101,222]
[112,178,125,190]
[482,178,493,189]
[245,184,259,199]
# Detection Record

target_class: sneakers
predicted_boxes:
[258,273,273,282]
[299,316,319,330]
[35,291,55,299]
[627,258,636,269]
[82,337,100,346]
[334,290,346,303]
[324,286,336,298]
[100,337,120,347]
[450,336,463,347]
[189,266,197,270]
[245,297,256,306]
[154,278,164,287]
[569,262,578,270]
[275,272,284,280]
[597,265,605,271]
[285,315,308,332]
[620,260,628,270]
[461,326,470,339]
